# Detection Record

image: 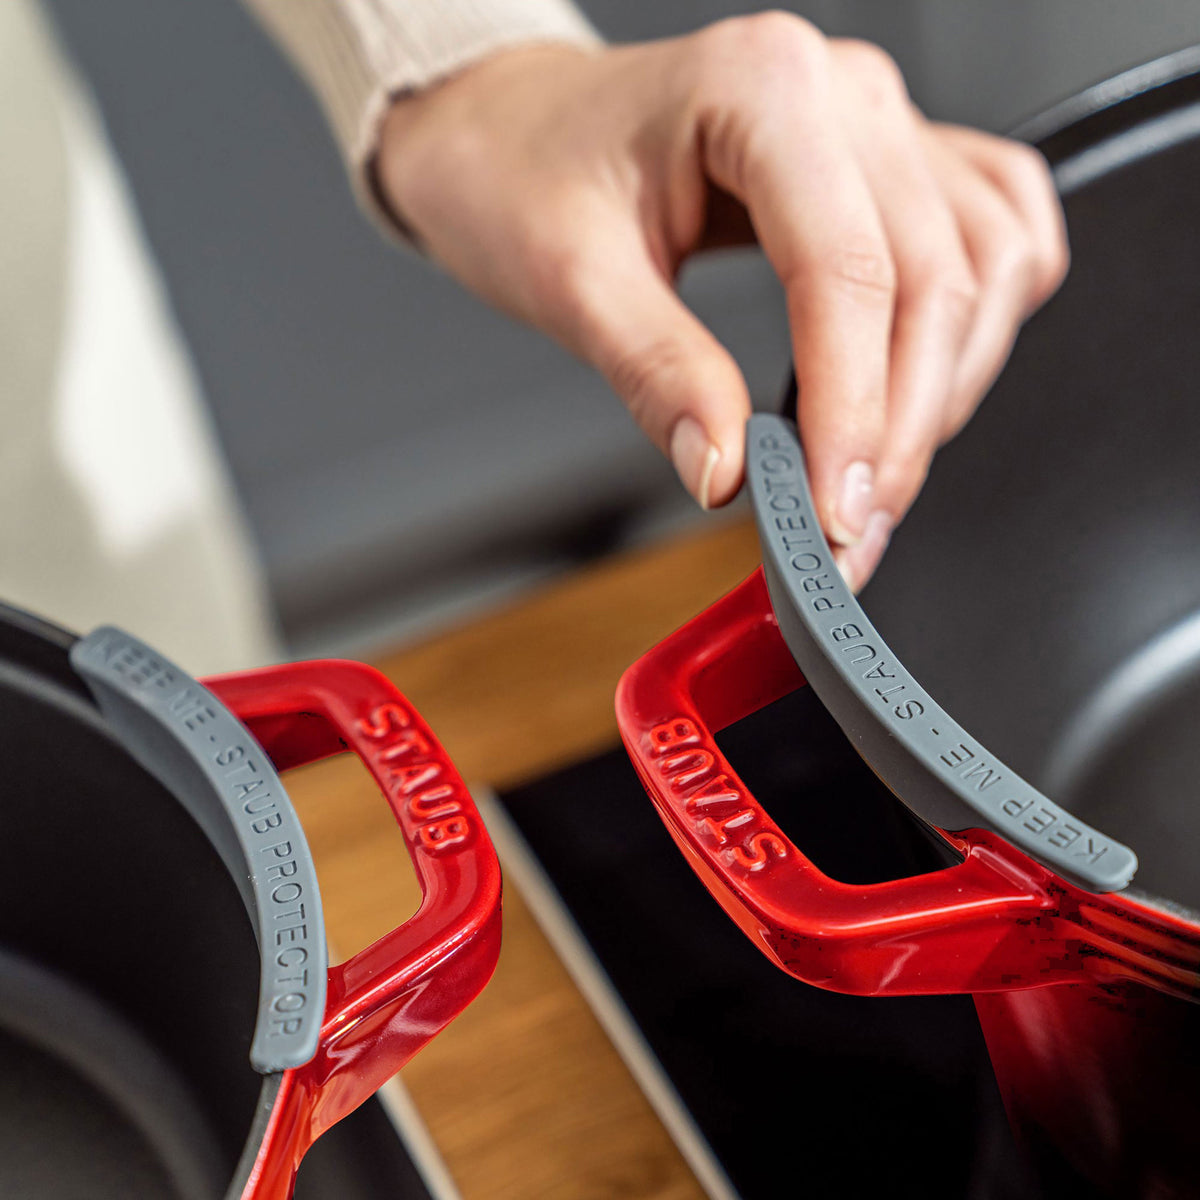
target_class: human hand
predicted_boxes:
[375,13,1068,589]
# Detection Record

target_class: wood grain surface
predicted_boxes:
[285,515,761,1199]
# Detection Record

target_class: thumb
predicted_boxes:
[553,232,750,508]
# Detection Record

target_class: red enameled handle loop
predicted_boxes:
[204,660,501,1200]
[616,569,1089,998]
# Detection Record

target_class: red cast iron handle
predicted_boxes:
[616,568,1098,997]
[206,660,502,1200]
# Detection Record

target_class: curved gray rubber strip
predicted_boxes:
[70,628,326,1072]
[746,414,1137,893]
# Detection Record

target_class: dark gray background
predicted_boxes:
[41,1,1200,653]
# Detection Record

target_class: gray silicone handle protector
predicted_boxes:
[70,628,327,1073]
[746,413,1137,893]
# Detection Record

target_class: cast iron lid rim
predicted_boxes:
[1012,42,1200,163]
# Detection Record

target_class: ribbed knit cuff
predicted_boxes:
[246,0,603,243]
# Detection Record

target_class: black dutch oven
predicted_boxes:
[0,606,502,1198]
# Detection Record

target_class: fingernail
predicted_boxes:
[670,417,721,510]
[835,509,893,593]
[830,460,875,545]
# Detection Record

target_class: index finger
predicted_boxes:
[695,14,895,547]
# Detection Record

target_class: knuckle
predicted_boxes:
[903,236,979,331]
[736,9,824,52]
[834,39,908,105]
[1039,226,1071,295]
[703,11,828,82]
[931,267,980,332]
[607,337,690,428]
[990,226,1038,292]
[1004,139,1057,194]
[1000,142,1070,293]
[819,242,897,303]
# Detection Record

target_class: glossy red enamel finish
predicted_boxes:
[618,570,1200,1191]
[975,983,1200,1191]
[203,660,502,1200]
[616,570,1200,998]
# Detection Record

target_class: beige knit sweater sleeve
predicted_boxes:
[246,0,602,234]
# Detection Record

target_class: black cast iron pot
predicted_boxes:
[0,607,502,1198]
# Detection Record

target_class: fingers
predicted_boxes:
[832,510,893,594]
[372,20,1070,552]
[922,130,1042,437]
[692,18,1070,590]
[542,215,751,508]
[932,124,1070,310]
[831,40,978,544]
[697,15,894,546]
